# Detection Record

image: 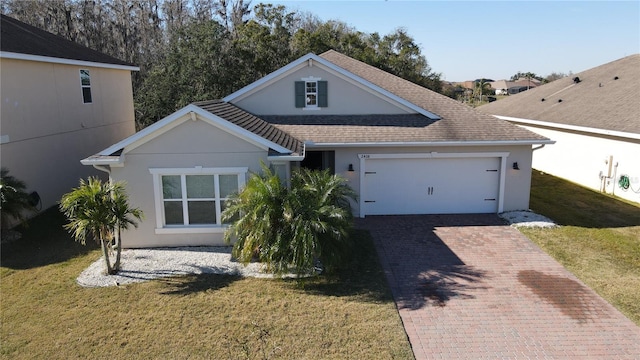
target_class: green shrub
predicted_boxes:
[223,164,357,276]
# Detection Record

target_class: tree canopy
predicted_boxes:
[2,0,442,129]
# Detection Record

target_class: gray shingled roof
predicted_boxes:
[478,54,640,135]
[1,14,135,67]
[193,100,303,155]
[273,50,548,144]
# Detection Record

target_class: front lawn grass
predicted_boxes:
[1,208,413,359]
[521,171,640,325]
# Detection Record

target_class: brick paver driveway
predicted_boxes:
[357,214,640,359]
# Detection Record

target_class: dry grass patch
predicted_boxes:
[521,172,640,325]
[1,208,413,359]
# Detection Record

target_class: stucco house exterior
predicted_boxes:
[480,54,639,205]
[0,14,138,211]
[83,50,552,248]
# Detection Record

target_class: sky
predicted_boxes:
[273,1,640,81]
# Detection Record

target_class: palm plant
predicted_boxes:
[0,167,37,231]
[223,164,356,276]
[222,163,288,271]
[59,177,143,275]
[287,168,356,273]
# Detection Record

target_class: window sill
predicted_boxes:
[155,226,229,235]
[302,107,321,111]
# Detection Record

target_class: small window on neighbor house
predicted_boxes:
[80,69,92,103]
[295,80,327,108]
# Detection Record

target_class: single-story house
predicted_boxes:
[479,54,640,205]
[83,50,552,248]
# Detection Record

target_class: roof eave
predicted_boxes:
[80,155,124,167]
[495,115,640,141]
[305,139,555,148]
[0,51,140,71]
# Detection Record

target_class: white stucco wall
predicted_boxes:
[233,65,412,115]
[110,119,535,247]
[518,125,640,204]
[0,58,136,210]
[110,119,272,248]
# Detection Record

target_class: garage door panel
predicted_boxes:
[363,157,500,215]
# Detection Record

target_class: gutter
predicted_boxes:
[80,155,124,167]
[267,143,306,162]
[92,164,111,175]
[306,139,555,148]
[495,115,640,141]
[0,51,140,71]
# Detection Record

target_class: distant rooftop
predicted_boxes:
[479,54,640,135]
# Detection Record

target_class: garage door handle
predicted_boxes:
[427,186,434,195]
[484,198,496,201]
[365,172,377,175]
[364,200,376,203]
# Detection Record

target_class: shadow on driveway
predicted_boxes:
[356,214,500,309]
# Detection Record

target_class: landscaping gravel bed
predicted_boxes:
[78,210,556,288]
[76,246,271,288]
[498,210,557,228]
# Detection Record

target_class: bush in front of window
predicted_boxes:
[222,163,356,276]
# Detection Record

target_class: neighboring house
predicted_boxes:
[507,86,531,95]
[479,54,640,204]
[491,79,539,95]
[0,15,138,211]
[489,80,512,95]
[514,77,542,86]
[83,50,552,248]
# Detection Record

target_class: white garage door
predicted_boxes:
[362,156,501,215]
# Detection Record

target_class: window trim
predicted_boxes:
[305,80,318,108]
[297,77,327,110]
[150,167,247,234]
[80,69,92,104]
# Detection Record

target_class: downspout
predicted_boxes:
[532,144,546,152]
[92,164,111,176]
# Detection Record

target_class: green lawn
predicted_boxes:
[1,209,413,359]
[521,171,640,325]
[4,171,638,358]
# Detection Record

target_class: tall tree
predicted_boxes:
[510,71,543,82]
[135,19,234,128]
[545,71,570,83]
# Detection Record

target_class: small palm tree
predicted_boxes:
[223,164,356,276]
[287,168,356,273]
[223,163,288,271]
[0,168,37,231]
[59,178,143,275]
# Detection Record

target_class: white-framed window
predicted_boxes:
[305,81,317,107]
[150,167,247,234]
[80,69,92,103]
[295,77,327,109]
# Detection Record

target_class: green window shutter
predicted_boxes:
[295,81,305,108]
[318,81,328,107]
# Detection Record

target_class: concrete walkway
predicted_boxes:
[357,214,640,359]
